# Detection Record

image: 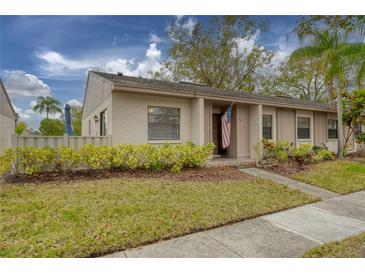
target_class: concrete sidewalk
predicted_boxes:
[104,190,365,258]
[241,167,340,199]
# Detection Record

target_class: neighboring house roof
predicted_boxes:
[0,79,17,120]
[90,71,337,112]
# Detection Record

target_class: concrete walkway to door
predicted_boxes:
[104,189,365,258]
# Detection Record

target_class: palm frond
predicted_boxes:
[289,46,323,63]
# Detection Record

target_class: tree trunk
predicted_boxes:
[327,79,334,106]
[334,76,344,160]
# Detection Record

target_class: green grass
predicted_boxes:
[291,161,365,195]
[303,232,365,258]
[0,177,318,257]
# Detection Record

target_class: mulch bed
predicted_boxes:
[2,166,253,184]
[260,161,310,176]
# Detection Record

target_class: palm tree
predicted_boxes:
[32,96,62,119]
[290,30,365,159]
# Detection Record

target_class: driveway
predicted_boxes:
[103,190,365,258]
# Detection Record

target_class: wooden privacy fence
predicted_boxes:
[11,134,112,150]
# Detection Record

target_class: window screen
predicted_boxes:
[297,117,310,139]
[148,106,180,140]
[262,114,272,139]
[328,119,338,139]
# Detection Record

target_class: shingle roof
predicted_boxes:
[92,71,336,111]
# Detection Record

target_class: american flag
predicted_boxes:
[221,104,233,149]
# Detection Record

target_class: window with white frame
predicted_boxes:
[148,106,180,140]
[297,117,311,139]
[328,119,338,139]
[262,114,273,139]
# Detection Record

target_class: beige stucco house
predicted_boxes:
[0,80,17,153]
[82,71,361,159]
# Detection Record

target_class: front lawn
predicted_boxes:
[291,161,365,194]
[303,232,365,258]
[0,169,318,257]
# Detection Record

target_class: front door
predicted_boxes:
[212,113,224,155]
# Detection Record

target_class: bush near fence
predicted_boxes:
[0,142,215,176]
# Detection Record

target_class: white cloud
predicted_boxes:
[235,30,260,56]
[149,33,162,44]
[36,51,96,78]
[271,35,300,66]
[169,16,197,37]
[3,70,51,97]
[66,99,82,107]
[145,43,161,59]
[13,105,32,121]
[30,100,37,108]
[36,43,163,79]
[103,59,135,75]
[12,102,41,128]
[181,17,197,36]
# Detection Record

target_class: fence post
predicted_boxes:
[63,135,68,148]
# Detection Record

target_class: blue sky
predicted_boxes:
[0,16,305,128]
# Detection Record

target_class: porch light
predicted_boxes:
[93,115,99,123]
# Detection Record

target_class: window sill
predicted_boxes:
[328,139,338,141]
[297,139,312,142]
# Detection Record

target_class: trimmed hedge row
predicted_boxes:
[0,142,215,176]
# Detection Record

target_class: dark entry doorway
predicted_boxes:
[212,113,226,155]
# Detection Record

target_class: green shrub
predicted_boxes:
[292,144,314,165]
[5,147,57,175]
[312,147,335,162]
[0,143,215,176]
[256,140,335,166]
[57,147,81,171]
[312,145,322,153]
[79,145,113,171]
[0,149,15,176]
[260,139,292,162]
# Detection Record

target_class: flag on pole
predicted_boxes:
[221,104,233,149]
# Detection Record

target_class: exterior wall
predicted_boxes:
[82,93,112,137]
[0,83,16,120]
[82,72,113,120]
[262,106,277,141]
[277,108,295,144]
[249,104,262,158]
[314,112,327,146]
[111,92,193,145]
[191,98,205,145]
[0,114,16,153]
[295,110,314,146]
[0,81,16,153]
[228,104,250,158]
[204,100,212,145]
